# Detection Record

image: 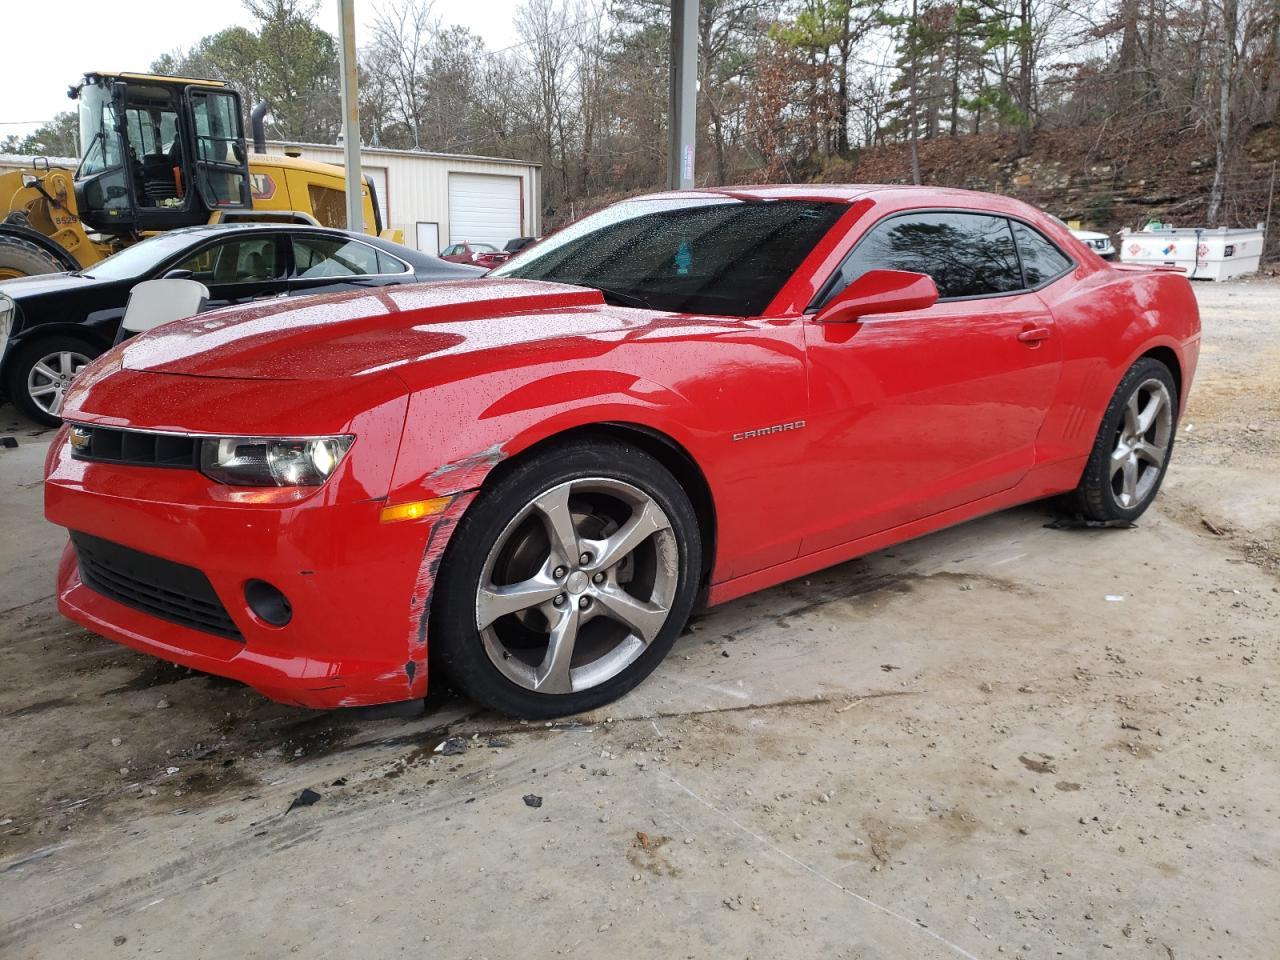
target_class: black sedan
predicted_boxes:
[0,223,483,425]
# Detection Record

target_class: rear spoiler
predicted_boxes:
[1110,263,1188,274]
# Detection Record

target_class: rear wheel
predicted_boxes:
[431,440,702,719]
[1071,357,1178,523]
[4,335,98,426]
[0,233,66,280]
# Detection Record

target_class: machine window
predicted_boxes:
[123,86,184,209]
[306,185,346,228]
[189,90,248,207]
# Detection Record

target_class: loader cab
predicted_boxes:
[72,72,252,236]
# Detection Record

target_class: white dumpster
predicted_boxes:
[1118,225,1265,281]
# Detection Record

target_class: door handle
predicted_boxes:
[1017,326,1051,344]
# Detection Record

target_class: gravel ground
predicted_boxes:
[0,280,1276,959]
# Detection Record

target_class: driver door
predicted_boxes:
[798,210,1064,555]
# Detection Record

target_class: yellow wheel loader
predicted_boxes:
[0,72,389,279]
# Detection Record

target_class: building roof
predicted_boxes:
[0,154,78,169]
[262,139,541,168]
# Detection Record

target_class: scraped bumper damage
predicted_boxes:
[45,432,464,710]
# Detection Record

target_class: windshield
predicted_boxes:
[81,232,204,281]
[491,197,846,316]
[77,81,121,177]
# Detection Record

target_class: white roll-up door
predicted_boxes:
[448,173,521,247]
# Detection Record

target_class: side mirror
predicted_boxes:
[816,269,939,323]
[162,268,194,280]
[115,278,210,344]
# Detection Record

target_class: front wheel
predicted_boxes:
[1071,357,1179,523]
[4,335,99,427]
[431,439,702,719]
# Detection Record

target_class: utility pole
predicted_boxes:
[1265,160,1276,264]
[337,0,364,232]
[668,0,698,190]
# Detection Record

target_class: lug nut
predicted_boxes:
[579,552,592,565]
[578,596,591,610]
[553,566,567,579]
[553,594,566,607]
[592,572,605,584]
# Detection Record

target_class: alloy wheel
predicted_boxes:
[27,350,91,417]
[1110,377,1173,508]
[476,477,678,695]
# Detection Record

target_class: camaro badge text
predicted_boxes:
[732,420,807,442]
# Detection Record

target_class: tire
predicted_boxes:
[1071,357,1179,523]
[0,233,66,280]
[4,335,100,426]
[431,438,702,719]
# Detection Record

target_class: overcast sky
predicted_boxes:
[0,0,520,141]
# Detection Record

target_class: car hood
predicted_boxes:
[0,271,114,300]
[118,278,628,381]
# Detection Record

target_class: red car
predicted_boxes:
[440,241,500,266]
[44,186,1200,718]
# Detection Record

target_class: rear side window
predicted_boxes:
[827,211,1022,302]
[376,249,408,274]
[1012,222,1072,286]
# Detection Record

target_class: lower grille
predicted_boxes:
[72,532,243,641]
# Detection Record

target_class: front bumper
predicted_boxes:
[46,433,453,709]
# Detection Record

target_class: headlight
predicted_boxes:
[199,435,354,487]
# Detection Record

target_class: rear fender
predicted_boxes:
[1038,270,1199,465]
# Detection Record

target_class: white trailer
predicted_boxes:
[1118,225,1265,281]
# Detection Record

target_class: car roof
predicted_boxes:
[152,222,363,239]
[142,222,444,264]
[629,183,1041,210]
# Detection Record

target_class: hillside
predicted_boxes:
[817,121,1278,244]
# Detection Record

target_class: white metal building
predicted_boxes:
[262,141,541,255]
[0,153,78,173]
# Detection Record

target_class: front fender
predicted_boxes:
[388,369,702,501]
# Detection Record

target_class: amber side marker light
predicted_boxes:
[380,497,451,523]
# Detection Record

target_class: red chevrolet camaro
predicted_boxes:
[44,186,1200,718]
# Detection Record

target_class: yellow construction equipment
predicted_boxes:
[0,71,390,279]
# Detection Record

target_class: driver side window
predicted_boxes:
[173,236,280,285]
[822,211,1022,305]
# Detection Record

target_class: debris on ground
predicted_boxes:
[522,794,543,808]
[435,737,467,756]
[286,788,322,813]
[1045,515,1137,530]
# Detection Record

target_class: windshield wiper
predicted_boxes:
[589,285,655,310]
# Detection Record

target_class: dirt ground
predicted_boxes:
[1,280,1276,960]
